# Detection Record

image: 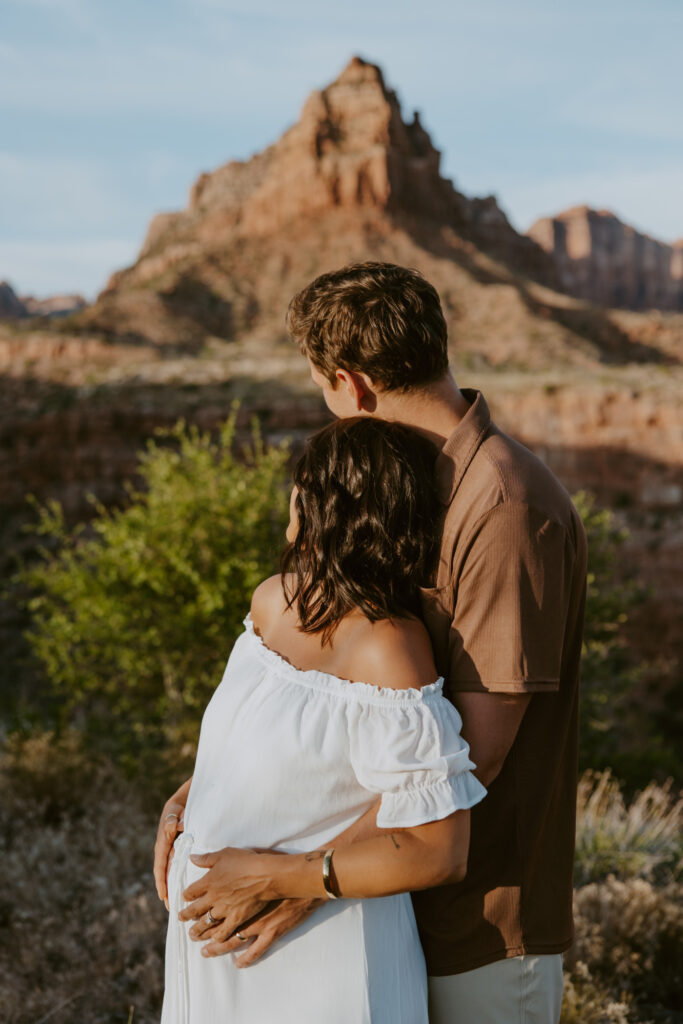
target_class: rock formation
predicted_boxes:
[0,280,86,320]
[0,281,27,319]
[20,293,87,318]
[77,56,559,349]
[138,57,552,269]
[528,206,683,311]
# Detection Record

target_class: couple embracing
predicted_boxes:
[153,262,587,1024]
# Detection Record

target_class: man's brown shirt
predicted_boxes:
[413,389,587,976]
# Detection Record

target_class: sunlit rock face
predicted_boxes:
[78,56,556,347]
[529,206,683,311]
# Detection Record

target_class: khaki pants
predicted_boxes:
[428,954,563,1024]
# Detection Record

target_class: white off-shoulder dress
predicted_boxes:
[161,615,486,1024]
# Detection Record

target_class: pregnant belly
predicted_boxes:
[166,835,427,1024]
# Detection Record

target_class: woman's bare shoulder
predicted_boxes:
[250,574,290,631]
[343,615,438,691]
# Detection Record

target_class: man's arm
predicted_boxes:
[182,693,531,965]
[189,800,386,964]
[445,504,573,785]
[454,692,531,787]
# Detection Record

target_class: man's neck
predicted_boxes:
[376,374,471,448]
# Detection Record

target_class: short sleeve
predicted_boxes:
[348,693,487,829]
[449,504,576,694]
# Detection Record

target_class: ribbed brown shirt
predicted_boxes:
[412,389,587,976]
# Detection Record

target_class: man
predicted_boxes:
[159,262,587,1023]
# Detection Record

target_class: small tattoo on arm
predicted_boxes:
[304,850,325,861]
[388,834,401,850]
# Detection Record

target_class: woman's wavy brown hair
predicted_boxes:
[281,417,441,642]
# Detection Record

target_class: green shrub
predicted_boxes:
[574,492,675,785]
[17,442,670,788]
[20,413,290,777]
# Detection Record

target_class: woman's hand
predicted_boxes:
[153,778,192,908]
[179,848,275,953]
[197,897,323,966]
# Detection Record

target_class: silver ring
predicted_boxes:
[206,910,220,926]
[165,812,179,823]
[235,931,248,942]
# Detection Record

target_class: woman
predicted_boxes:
[154,418,486,1024]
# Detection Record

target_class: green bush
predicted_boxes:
[20,413,290,776]
[17,438,670,787]
[574,492,675,786]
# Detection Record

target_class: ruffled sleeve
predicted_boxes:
[348,687,487,829]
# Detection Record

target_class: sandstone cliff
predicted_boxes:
[528,206,683,311]
[75,56,580,359]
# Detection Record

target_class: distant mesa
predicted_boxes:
[0,281,26,320]
[528,206,683,311]
[0,279,87,321]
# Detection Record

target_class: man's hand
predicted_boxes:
[153,777,192,909]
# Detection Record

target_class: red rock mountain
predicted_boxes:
[528,206,683,311]
[78,56,570,356]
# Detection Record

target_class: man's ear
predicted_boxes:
[335,369,377,413]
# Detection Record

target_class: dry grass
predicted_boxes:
[565,878,683,1023]
[0,740,680,1024]
[0,733,166,1024]
[565,772,683,1023]
[575,770,683,886]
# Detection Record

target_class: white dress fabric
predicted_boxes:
[161,614,486,1024]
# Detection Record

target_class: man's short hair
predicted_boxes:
[286,261,449,391]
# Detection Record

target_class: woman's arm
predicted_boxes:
[182,809,470,939]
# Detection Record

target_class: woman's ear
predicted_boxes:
[335,369,377,413]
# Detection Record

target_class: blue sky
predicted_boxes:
[2,0,682,299]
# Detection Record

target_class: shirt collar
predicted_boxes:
[434,389,492,504]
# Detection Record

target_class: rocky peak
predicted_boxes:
[140,56,460,255]
[528,206,683,310]
[90,56,557,338]
[0,281,27,319]
[135,56,546,268]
